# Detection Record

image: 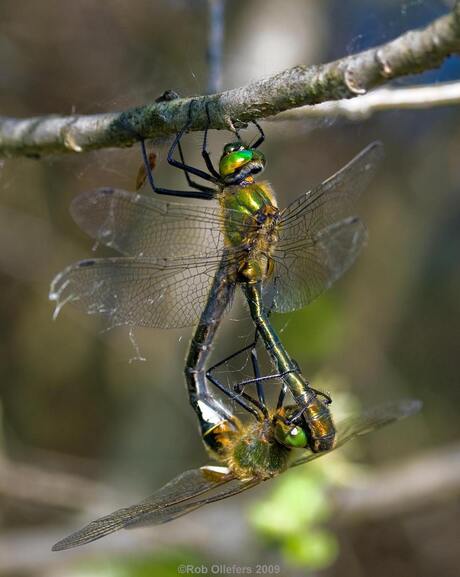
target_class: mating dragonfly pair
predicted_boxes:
[50,100,420,550]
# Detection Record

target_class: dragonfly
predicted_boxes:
[51,398,421,551]
[50,100,383,455]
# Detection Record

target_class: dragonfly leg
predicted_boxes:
[284,405,309,425]
[206,331,294,418]
[309,387,332,405]
[206,334,267,419]
[276,383,288,410]
[116,113,214,200]
[166,100,219,184]
[206,340,257,378]
[250,346,265,410]
[206,370,265,420]
[242,282,316,412]
[201,102,222,179]
[176,140,217,193]
[233,369,296,394]
[140,139,215,200]
[251,119,265,149]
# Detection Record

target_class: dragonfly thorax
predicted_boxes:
[225,418,291,481]
[239,204,279,283]
[220,181,280,284]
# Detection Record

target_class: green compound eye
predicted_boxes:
[274,421,308,449]
[223,142,245,155]
[219,149,253,177]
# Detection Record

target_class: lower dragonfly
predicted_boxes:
[50,100,384,456]
[52,397,421,551]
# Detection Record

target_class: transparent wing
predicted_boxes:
[269,217,367,312]
[279,142,383,235]
[70,188,253,259]
[290,399,422,468]
[269,142,383,313]
[52,467,258,551]
[49,254,232,329]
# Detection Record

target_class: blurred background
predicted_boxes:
[0,0,459,575]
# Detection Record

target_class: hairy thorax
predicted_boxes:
[224,417,291,481]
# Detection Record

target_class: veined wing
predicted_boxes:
[269,142,383,313]
[279,142,384,235]
[70,188,256,259]
[49,253,237,329]
[290,399,422,468]
[52,466,258,551]
[270,216,366,312]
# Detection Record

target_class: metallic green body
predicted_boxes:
[242,282,336,452]
[220,182,276,245]
[219,181,279,285]
[186,142,336,455]
[186,181,280,458]
[184,251,239,458]
[220,177,335,452]
[221,181,274,218]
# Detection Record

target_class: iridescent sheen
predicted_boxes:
[219,149,253,176]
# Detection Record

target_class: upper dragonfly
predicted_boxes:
[50,102,383,454]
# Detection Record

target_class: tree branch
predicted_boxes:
[0,4,459,159]
[273,80,460,120]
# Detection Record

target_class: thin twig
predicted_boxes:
[0,4,459,158]
[273,80,460,121]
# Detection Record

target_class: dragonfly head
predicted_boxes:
[219,142,266,185]
[273,408,309,449]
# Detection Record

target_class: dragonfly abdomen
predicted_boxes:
[184,253,239,459]
[303,397,337,452]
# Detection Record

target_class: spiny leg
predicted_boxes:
[206,369,265,420]
[176,139,217,193]
[241,281,316,413]
[140,138,214,200]
[251,119,265,149]
[201,102,222,178]
[139,99,217,199]
[166,100,218,184]
[233,369,296,395]
[116,111,213,200]
[250,346,265,409]
[206,330,294,418]
[276,383,288,410]
[206,332,267,419]
[206,338,258,379]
